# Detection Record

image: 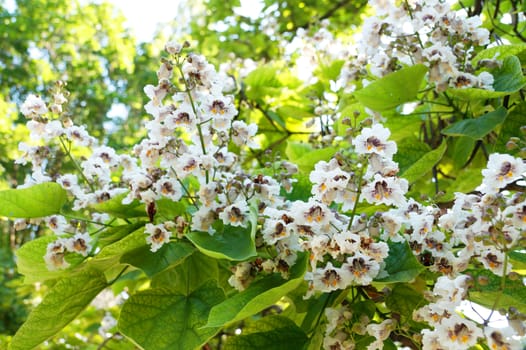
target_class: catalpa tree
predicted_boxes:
[1,0,525,349]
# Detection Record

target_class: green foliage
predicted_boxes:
[0,183,67,218]
[9,268,107,350]
[468,269,526,314]
[385,284,427,322]
[120,241,195,278]
[285,142,337,173]
[399,141,447,184]
[354,65,428,111]
[118,282,225,350]
[90,193,147,219]
[150,251,220,294]
[375,241,425,284]
[206,252,308,328]
[442,107,507,139]
[223,315,308,350]
[187,221,257,261]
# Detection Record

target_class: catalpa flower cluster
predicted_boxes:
[226,123,407,296]
[14,43,275,270]
[338,0,493,92]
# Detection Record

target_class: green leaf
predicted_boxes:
[89,227,147,272]
[494,102,526,154]
[266,110,286,130]
[9,268,107,350]
[244,66,281,100]
[156,198,186,222]
[97,222,146,248]
[186,221,256,261]
[277,105,314,121]
[383,114,422,144]
[151,251,219,295]
[468,269,526,314]
[385,284,427,322]
[472,44,526,65]
[451,136,476,168]
[445,87,513,100]
[0,183,67,218]
[354,65,428,111]
[393,137,431,175]
[15,236,85,284]
[90,192,146,218]
[317,59,345,81]
[493,56,526,92]
[120,240,195,278]
[509,250,526,270]
[285,142,336,173]
[285,142,312,162]
[299,289,346,334]
[400,141,447,184]
[375,241,425,283]
[284,175,312,202]
[442,107,507,139]
[206,252,308,328]
[223,315,308,350]
[350,300,376,322]
[118,281,225,350]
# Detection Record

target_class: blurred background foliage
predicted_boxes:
[0,0,525,348]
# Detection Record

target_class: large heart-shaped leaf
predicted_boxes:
[0,183,67,218]
[118,281,225,350]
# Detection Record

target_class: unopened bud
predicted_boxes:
[506,140,518,150]
[361,118,373,127]
[477,275,489,286]
[520,125,526,135]
[507,271,520,281]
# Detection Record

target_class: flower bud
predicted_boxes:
[477,275,489,286]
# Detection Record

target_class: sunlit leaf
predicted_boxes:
[375,241,424,283]
[10,268,107,350]
[354,65,428,111]
[0,183,67,218]
[206,252,308,328]
[400,141,447,184]
[119,281,225,350]
[223,316,308,350]
[442,107,507,139]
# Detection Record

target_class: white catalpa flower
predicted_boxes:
[478,153,525,194]
[154,176,183,202]
[219,201,250,228]
[145,223,172,252]
[362,174,408,206]
[45,215,69,235]
[20,94,48,117]
[353,124,397,159]
[65,232,92,256]
[231,120,259,148]
[44,239,70,270]
[437,314,483,349]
